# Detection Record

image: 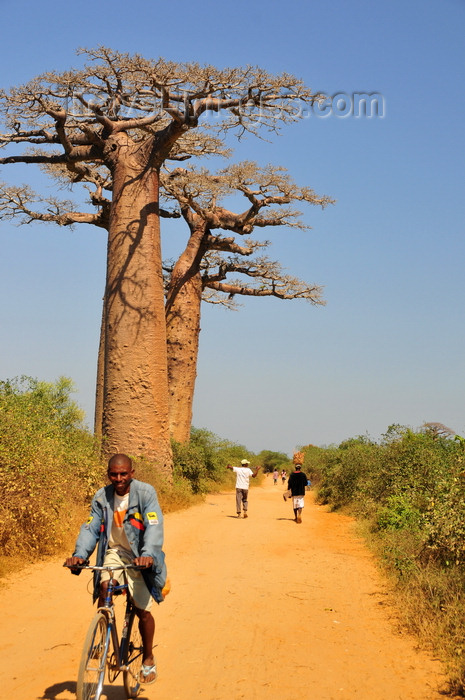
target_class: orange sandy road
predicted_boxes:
[1,479,448,700]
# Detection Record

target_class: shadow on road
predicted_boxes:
[40,680,150,700]
[40,680,76,699]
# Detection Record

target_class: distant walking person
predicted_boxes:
[273,470,279,485]
[227,460,261,518]
[281,469,287,485]
[284,464,308,523]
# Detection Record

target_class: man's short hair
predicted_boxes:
[108,453,132,469]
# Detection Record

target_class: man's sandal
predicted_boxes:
[140,663,157,684]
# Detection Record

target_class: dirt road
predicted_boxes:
[1,479,448,700]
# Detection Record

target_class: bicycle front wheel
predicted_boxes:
[123,610,144,698]
[77,611,110,700]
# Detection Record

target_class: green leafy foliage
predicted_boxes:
[171,428,253,494]
[376,494,423,532]
[304,426,463,558]
[257,450,290,473]
[0,376,102,557]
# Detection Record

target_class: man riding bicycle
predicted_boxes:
[65,453,167,685]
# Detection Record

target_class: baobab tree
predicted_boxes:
[0,47,322,474]
[422,423,455,440]
[161,161,333,442]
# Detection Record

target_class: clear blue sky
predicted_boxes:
[0,0,464,455]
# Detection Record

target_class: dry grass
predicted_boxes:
[359,520,465,697]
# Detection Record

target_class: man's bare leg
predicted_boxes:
[136,608,157,682]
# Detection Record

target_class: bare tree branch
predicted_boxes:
[201,253,325,305]
[0,181,110,229]
[161,161,330,311]
[0,47,322,173]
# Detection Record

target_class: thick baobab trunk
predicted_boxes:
[102,137,172,476]
[166,272,202,443]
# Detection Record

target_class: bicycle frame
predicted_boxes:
[96,565,141,673]
[68,563,144,695]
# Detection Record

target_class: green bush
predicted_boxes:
[422,467,465,566]
[171,428,253,494]
[376,494,423,531]
[0,376,103,557]
[303,437,381,512]
[257,450,290,473]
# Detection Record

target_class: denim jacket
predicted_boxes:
[73,478,167,603]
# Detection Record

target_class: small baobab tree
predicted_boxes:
[161,161,333,442]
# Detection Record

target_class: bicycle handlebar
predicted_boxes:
[63,563,145,571]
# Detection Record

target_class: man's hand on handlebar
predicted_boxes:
[133,556,153,569]
[64,556,86,572]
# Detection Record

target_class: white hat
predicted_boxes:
[241,459,250,465]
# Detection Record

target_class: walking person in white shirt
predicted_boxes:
[227,459,261,518]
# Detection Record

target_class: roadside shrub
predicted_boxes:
[131,455,196,513]
[422,464,465,567]
[0,376,102,558]
[171,428,253,494]
[304,437,381,512]
[172,440,214,494]
[257,449,290,473]
[375,494,423,532]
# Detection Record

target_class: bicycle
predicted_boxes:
[65,563,147,700]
